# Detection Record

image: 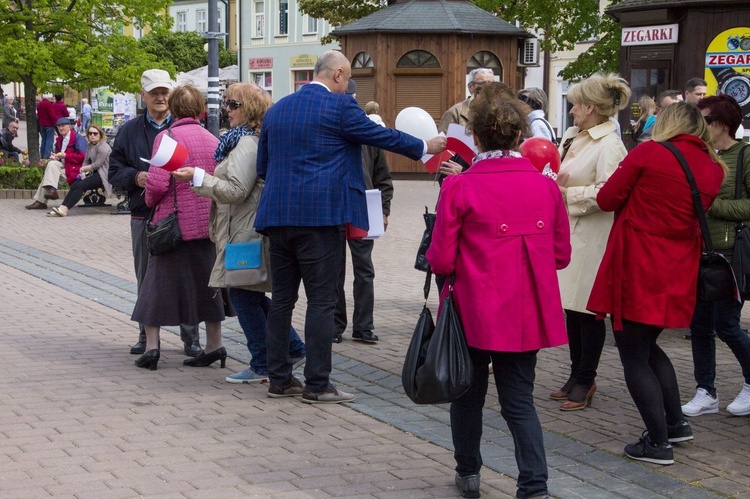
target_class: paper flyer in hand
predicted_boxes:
[140,135,189,172]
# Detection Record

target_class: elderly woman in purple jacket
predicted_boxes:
[131,85,225,371]
[427,95,571,499]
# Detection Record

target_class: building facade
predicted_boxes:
[168,0,238,52]
[238,0,337,100]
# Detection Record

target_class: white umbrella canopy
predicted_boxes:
[175,65,239,93]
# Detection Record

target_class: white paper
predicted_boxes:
[363,189,385,240]
[446,123,478,153]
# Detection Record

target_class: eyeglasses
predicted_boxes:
[88,131,100,136]
[224,99,242,111]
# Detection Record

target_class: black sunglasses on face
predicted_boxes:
[224,99,242,111]
[704,115,716,125]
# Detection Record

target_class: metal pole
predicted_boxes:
[207,0,220,137]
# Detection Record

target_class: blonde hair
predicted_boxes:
[81,98,88,105]
[567,73,631,119]
[365,101,379,115]
[652,102,726,170]
[225,82,271,132]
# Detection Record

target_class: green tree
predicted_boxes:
[558,0,623,82]
[0,0,173,164]
[139,30,237,74]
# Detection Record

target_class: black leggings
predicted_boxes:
[61,171,103,209]
[613,320,684,445]
[565,310,606,387]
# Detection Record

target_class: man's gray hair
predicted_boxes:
[314,51,346,77]
[469,68,494,83]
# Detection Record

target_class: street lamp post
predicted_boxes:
[205,0,222,137]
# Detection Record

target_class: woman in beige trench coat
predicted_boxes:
[550,73,630,411]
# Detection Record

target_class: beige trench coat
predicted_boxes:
[557,120,626,313]
[192,135,271,292]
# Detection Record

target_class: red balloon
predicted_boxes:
[519,137,561,174]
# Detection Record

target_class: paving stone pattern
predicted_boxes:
[1,180,748,497]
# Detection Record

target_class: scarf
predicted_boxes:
[214,125,255,163]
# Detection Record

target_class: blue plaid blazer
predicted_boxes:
[255,83,423,231]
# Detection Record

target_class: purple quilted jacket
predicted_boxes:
[145,118,219,241]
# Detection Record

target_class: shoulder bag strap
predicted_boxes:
[658,141,714,252]
[532,117,556,143]
[734,144,749,200]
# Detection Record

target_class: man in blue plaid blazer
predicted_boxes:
[256,50,446,404]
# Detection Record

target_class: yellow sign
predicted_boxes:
[290,54,317,68]
[705,27,750,120]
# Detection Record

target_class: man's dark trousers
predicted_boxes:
[335,238,375,334]
[266,225,344,393]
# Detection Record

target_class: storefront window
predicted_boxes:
[294,70,314,91]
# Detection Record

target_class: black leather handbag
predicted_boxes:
[660,141,737,303]
[402,272,473,405]
[145,176,182,256]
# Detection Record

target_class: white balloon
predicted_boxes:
[395,107,438,142]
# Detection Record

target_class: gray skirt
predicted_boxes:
[131,238,225,326]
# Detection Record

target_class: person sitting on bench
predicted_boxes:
[48,124,112,217]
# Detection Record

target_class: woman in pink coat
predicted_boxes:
[588,102,725,465]
[131,85,225,371]
[427,95,571,499]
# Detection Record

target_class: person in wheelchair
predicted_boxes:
[47,124,112,217]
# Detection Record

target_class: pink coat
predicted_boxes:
[145,118,219,241]
[426,157,571,352]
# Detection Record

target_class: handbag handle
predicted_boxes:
[658,141,714,252]
[147,130,179,224]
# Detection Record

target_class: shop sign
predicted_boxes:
[705,27,750,120]
[291,54,317,68]
[622,24,678,46]
[249,58,273,69]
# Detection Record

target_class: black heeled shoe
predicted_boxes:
[183,347,227,368]
[135,349,160,371]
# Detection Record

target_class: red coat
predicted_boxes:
[587,135,725,330]
[37,99,56,127]
[52,100,69,121]
[426,157,571,352]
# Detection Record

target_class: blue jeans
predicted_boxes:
[228,287,305,374]
[690,298,750,397]
[266,226,343,392]
[451,348,548,499]
[40,126,55,158]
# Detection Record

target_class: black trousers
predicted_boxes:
[266,225,344,393]
[335,238,375,334]
[564,310,606,387]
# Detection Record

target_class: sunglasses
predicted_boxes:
[224,99,242,111]
[88,131,100,136]
[704,115,716,125]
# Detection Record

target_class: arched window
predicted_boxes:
[468,50,502,79]
[397,50,440,69]
[352,51,374,69]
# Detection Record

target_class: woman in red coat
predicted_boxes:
[588,102,725,465]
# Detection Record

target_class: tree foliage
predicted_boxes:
[139,30,237,74]
[558,0,623,82]
[0,0,175,163]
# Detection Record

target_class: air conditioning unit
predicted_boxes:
[519,38,540,66]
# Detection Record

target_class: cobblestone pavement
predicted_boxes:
[1,179,749,498]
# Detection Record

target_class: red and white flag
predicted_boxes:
[140,135,188,172]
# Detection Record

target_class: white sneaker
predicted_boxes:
[727,383,750,416]
[681,388,719,417]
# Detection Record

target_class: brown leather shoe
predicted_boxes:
[550,377,575,400]
[43,187,59,200]
[559,383,597,411]
[25,200,48,210]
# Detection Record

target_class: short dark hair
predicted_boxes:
[684,78,708,93]
[168,85,205,120]
[697,94,744,137]
[469,96,529,151]
[54,94,64,101]
[656,90,681,107]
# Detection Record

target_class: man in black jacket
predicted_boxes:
[108,69,202,357]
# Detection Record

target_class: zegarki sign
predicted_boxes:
[621,24,679,46]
